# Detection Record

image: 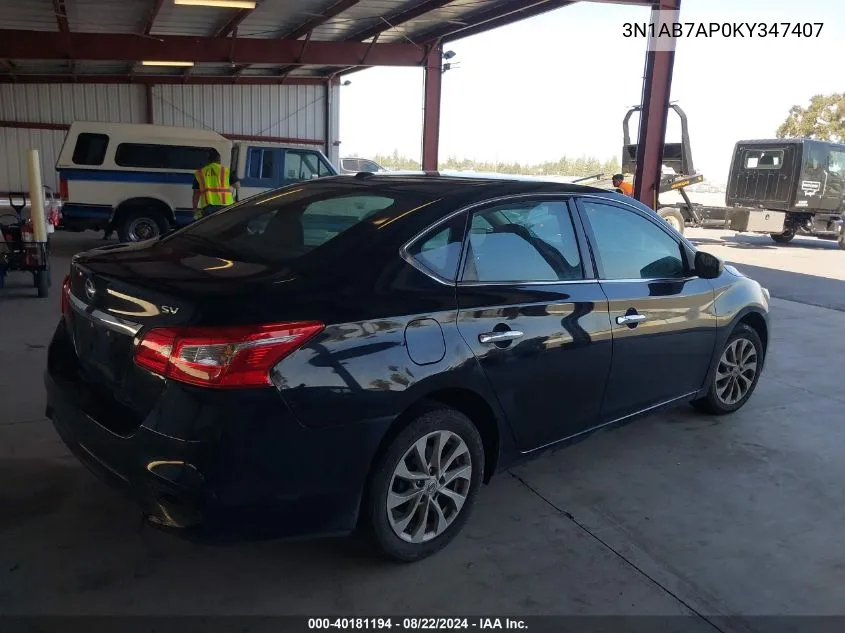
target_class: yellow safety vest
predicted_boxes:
[195,163,233,210]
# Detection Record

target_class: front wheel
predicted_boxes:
[692,323,763,415]
[363,407,485,562]
[658,207,686,235]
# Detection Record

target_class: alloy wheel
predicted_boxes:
[715,337,758,405]
[387,430,472,544]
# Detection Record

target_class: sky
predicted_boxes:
[338,0,844,184]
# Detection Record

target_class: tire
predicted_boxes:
[658,207,685,235]
[770,231,794,244]
[363,407,485,562]
[838,230,845,251]
[35,269,49,298]
[115,207,169,243]
[692,323,763,415]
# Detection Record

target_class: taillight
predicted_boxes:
[134,322,324,389]
[59,176,68,201]
[61,275,71,321]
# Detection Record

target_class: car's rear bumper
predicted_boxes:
[45,322,391,541]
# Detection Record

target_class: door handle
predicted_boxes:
[616,314,647,325]
[479,330,524,344]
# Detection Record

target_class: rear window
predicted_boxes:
[744,149,783,170]
[115,143,213,170]
[72,133,109,166]
[163,185,434,266]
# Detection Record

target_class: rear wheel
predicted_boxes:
[692,323,763,415]
[363,407,484,562]
[116,207,169,243]
[658,207,685,235]
[770,231,794,244]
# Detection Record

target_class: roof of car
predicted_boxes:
[332,171,613,196]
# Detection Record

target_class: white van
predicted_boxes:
[56,121,337,242]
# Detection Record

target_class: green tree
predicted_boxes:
[370,151,619,177]
[776,93,845,142]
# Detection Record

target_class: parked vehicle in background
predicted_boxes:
[56,122,337,242]
[339,157,388,174]
[48,173,770,562]
[724,138,845,248]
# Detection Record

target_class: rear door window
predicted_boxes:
[461,200,583,282]
[72,133,109,166]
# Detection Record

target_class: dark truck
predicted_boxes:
[725,139,845,248]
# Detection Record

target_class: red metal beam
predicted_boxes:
[421,46,442,171]
[0,74,331,85]
[143,0,165,35]
[0,120,325,147]
[633,0,680,208]
[52,0,70,34]
[345,0,454,42]
[0,30,425,66]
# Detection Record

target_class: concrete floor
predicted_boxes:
[1,228,844,625]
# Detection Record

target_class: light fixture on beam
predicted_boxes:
[174,0,257,8]
[142,60,195,67]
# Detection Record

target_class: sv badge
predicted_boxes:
[161,306,180,315]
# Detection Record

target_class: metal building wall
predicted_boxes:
[1,81,338,192]
[0,83,145,190]
[151,83,338,165]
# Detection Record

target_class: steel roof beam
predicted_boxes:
[52,0,70,34]
[0,30,426,66]
[143,0,165,35]
[0,74,335,85]
[215,8,255,38]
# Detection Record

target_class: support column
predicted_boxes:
[325,78,333,161]
[421,45,442,172]
[145,84,154,124]
[633,0,680,209]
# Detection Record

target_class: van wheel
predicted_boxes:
[363,408,484,562]
[116,208,168,243]
[658,207,685,234]
[770,231,794,244]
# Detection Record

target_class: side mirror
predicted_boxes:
[694,250,723,279]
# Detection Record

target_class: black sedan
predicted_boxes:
[46,174,770,562]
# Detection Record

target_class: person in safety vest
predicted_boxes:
[612,173,634,197]
[192,149,239,219]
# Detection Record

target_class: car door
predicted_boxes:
[575,197,717,422]
[455,197,613,451]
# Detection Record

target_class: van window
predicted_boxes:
[744,149,783,170]
[114,143,213,170]
[247,148,276,180]
[72,133,109,166]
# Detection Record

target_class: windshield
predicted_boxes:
[162,183,435,267]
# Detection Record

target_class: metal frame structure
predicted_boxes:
[0,0,678,209]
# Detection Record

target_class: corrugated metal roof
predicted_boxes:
[0,0,597,80]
